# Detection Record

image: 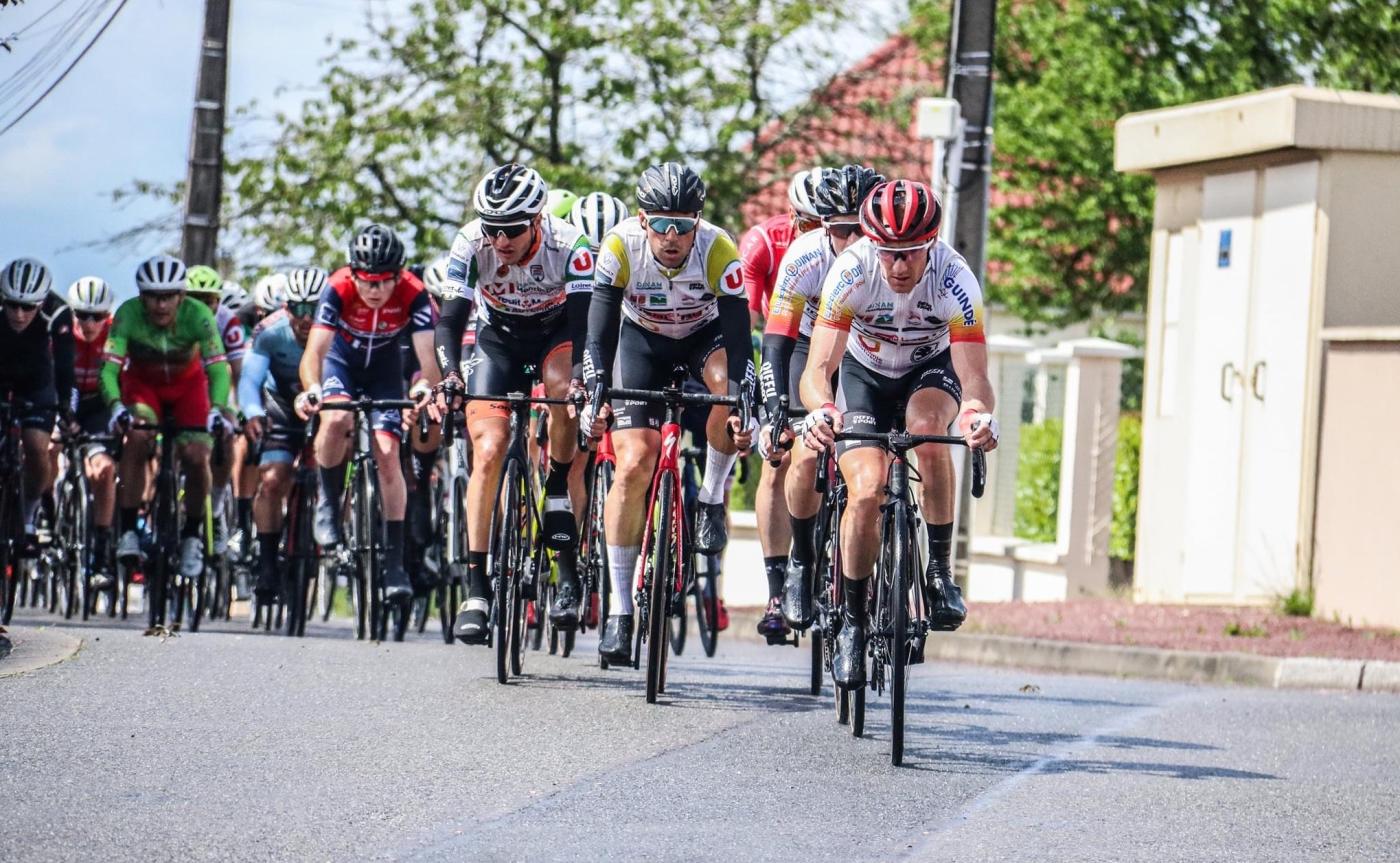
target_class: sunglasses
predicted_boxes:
[3,300,39,313]
[482,221,532,240]
[75,311,107,323]
[287,301,318,318]
[874,240,935,262]
[644,215,698,236]
[824,222,862,240]
[141,291,185,303]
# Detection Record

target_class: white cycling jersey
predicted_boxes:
[815,237,986,376]
[444,214,593,327]
[764,228,838,341]
[214,304,247,363]
[594,216,744,339]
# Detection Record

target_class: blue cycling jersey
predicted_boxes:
[239,310,304,418]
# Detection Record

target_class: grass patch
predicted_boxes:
[1224,620,1268,638]
[1279,589,1314,617]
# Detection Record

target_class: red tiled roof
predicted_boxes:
[740,34,946,228]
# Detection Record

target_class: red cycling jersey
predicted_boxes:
[314,267,434,366]
[73,319,110,398]
[739,212,799,319]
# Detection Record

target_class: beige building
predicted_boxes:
[1115,86,1400,628]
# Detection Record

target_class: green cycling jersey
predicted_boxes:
[99,296,231,409]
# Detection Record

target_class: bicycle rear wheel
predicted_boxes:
[344,468,369,640]
[645,473,678,704]
[668,581,688,656]
[586,461,613,668]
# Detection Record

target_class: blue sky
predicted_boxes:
[1,0,899,299]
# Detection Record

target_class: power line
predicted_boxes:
[0,0,125,137]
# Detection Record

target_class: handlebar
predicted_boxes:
[810,428,987,498]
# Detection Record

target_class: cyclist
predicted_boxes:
[0,258,74,555]
[432,163,594,642]
[186,265,249,553]
[740,168,825,328]
[743,167,832,639]
[251,273,288,325]
[68,276,119,586]
[545,188,579,219]
[799,180,998,689]
[297,224,438,603]
[240,266,325,601]
[581,162,756,663]
[758,164,884,634]
[103,255,234,582]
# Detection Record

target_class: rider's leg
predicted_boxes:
[208,435,233,550]
[252,459,294,597]
[908,385,964,629]
[85,450,117,569]
[604,428,659,616]
[831,444,885,688]
[116,420,156,557]
[463,410,509,602]
[176,438,212,536]
[407,418,440,548]
[693,348,739,554]
[541,342,580,551]
[313,405,353,547]
[370,424,412,597]
[20,428,53,532]
[232,434,258,552]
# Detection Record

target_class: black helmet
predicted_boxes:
[814,164,886,219]
[348,223,405,274]
[635,162,706,213]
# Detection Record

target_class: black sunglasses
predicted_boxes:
[3,300,39,312]
[74,311,107,323]
[483,221,532,240]
[287,301,318,318]
[825,223,862,239]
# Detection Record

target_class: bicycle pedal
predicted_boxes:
[763,632,795,647]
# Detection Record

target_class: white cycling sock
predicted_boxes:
[607,544,640,615]
[211,483,228,514]
[698,445,736,505]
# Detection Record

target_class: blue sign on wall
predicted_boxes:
[1218,228,1233,268]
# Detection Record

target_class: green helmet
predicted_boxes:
[545,188,579,219]
[185,264,224,296]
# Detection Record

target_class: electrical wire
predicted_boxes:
[0,0,126,137]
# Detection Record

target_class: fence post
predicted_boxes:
[1054,337,1139,596]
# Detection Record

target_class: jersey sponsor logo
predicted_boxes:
[638,280,664,292]
[325,375,345,390]
[447,260,468,281]
[857,334,882,354]
[688,282,705,292]
[872,313,894,326]
[947,278,977,327]
[530,264,545,281]
[721,264,744,296]
[912,343,935,363]
[917,300,932,311]
[572,250,594,272]
[759,362,777,401]
[644,293,668,307]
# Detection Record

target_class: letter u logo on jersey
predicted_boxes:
[722,268,744,296]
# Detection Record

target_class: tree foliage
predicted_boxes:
[217,0,841,270]
[910,0,1400,327]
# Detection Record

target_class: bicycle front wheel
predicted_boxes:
[491,459,527,683]
[889,507,912,766]
[645,473,679,704]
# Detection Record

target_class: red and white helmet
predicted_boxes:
[858,180,943,245]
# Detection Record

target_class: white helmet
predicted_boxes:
[220,284,250,314]
[473,163,548,225]
[135,254,187,294]
[787,168,827,220]
[423,256,450,299]
[1,257,53,304]
[569,193,630,249]
[285,266,328,304]
[253,273,289,313]
[67,276,114,315]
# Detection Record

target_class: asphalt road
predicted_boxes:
[3,606,1398,862]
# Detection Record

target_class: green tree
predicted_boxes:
[910,0,1400,327]
[206,0,840,271]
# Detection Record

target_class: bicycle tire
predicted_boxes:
[588,461,612,669]
[890,505,911,766]
[344,466,368,640]
[60,472,86,620]
[809,628,823,696]
[668,582,688,656]
[492,459,525,683]
[645,473,677,704]
[0,472,14,624]
[850,685,865,737]
[696,562,719,658]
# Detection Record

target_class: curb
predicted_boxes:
[0,626,83,678]
[723,607,1400,693]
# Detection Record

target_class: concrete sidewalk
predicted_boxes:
[722,608,1400,693]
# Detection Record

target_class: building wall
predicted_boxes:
[1319,152,1400,329]
[1312,339,1400,629]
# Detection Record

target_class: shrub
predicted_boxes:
[1014,418,1062,542]
[1280,589,1314,618]
[1110,414,1141,561]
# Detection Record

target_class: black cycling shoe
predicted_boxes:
[549,580,581,631]
[542,499,576,551]
[313,498,342,549]
[780,558,814,630]
[832,615,867,690]
[408,492,432,548]
[253,568,280,603]
[925,558,966,631]
[382,562,413,603]
[598,614,633,664]
[453,597,490,643]
[757,597,792,645]
[692,501,728,554]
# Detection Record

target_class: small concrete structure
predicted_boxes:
[1115,86,1400,624]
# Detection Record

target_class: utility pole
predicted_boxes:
[180,0,232,267]
[944,0,997,586]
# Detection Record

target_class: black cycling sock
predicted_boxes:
[764,555,788,600]
[384,520,405,567]
[257,532,279,572]
[120,507,139,534]
[545,458,571,497]
[92,526,111,561]
[236,497,253,529]
[318,465,346,512]
[790,515,816,565]
[411,448,435,489]
[843,577,868,624]
[927,521,954,567]
[467,550,490,600]
[555,547,579,590]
